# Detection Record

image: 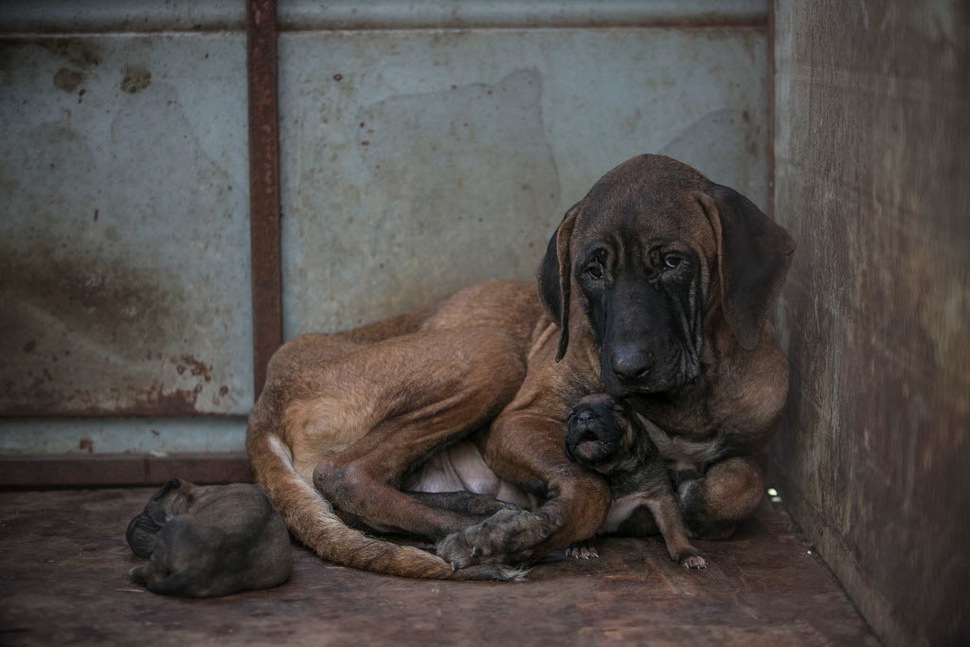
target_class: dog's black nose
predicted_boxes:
[575,409,594,422]
[610,346,652,382]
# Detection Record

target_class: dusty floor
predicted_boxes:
[0,487,878,646]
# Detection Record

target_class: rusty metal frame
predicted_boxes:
[247,0,283,398]
[0,452,252,489]
[766,0,776,220]
[0,2,282,488]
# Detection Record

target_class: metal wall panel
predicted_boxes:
[0,34,254,417]
[0,418,246,456]
[279,27,767,336]
[0,0,245,32]
[0,0,768,458]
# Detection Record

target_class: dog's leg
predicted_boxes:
[407,491,520,519]
[250,328,531,581]
[644,494,707,569]
[308,329,530,541]
[437,413,611,568]
[678,455,765,539]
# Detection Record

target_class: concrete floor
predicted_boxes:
[0,487,878,646]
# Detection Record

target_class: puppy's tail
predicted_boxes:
[247,431,526,582]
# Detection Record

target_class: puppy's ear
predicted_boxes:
[537,204,580,361]
[150,477,183,501]
[699,185,795,350]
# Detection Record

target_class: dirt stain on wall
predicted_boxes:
[0,249,212,416]
[120,65,151,93]
[37,38,101,95]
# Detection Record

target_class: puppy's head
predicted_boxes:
[125,477,195,557]
[564,393,635,473]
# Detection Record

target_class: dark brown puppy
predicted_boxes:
[564,393,705,568]
[245,154,793,579]
[126,479,292,598]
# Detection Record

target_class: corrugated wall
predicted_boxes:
[0,1,769,463]
[771,1,970,644]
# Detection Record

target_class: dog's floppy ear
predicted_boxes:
[538,204,580,361]
[699,185,795,351]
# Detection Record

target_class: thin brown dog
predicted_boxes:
[245,154,794,580]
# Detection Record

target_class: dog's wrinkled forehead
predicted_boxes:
[577,154,717,255]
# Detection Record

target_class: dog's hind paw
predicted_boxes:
[437,534,469,570]
[437,508,549,569]
[448,563,530,582]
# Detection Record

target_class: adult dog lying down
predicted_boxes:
[246,154,794,580]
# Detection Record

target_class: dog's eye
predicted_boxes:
[663,255,684,270]
[585,264,604,280]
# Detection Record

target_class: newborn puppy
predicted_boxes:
[126,478,292,598]
[565,394,707,569]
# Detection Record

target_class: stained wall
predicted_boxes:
[0,0,769,455]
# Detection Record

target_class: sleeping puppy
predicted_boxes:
[564,394,707,569]
[126,478,292,598]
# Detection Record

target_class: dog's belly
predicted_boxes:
[405,441,539,511]
[600,492,652,534]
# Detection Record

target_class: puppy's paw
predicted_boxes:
[564,543,599,560]
[676,550,708,569]
[128,564,150,585]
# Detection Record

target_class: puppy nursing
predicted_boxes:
[564,394,707,569]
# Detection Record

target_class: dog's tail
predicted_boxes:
[247,430,526,582]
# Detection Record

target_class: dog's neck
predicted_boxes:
[628,314,750,438]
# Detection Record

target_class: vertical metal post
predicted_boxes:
[247,0,282,397]
[766,0,776,219]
